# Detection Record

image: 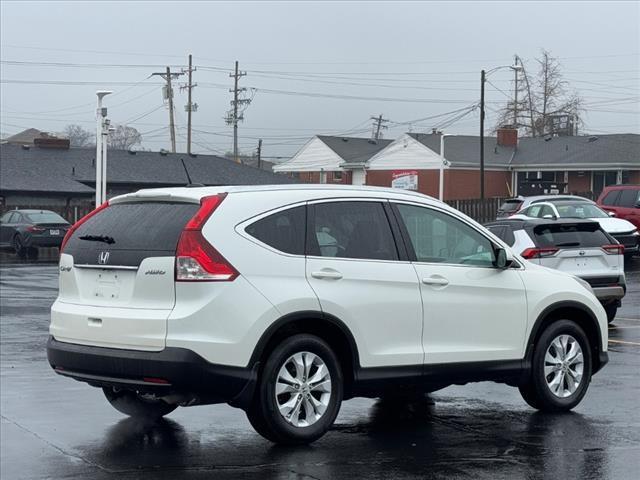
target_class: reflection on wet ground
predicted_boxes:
[1,260,639,479]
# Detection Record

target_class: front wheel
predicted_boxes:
[13,235,26,258]
[246,334,343,445]
[103,388,177,419]
[519,320,592,412]
[604,304,618,324]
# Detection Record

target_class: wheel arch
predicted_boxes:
[248,311,360,398]
[526,301,605,373]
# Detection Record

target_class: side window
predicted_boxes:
[11,213,23,223]
[308,201,398,261]
[540,205,555,218]
[0,212,13,223]
[486,225,516,247]
[601,190,620,206]
[245,205,306,255]
[618,189,638,208]
[528,205,543,218]
[396,204,496,267]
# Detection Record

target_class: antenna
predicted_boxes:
[180,158,204,188]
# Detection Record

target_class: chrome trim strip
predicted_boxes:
[73,264,139,271]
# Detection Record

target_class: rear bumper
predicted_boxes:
[23,235,64,247]
[593,286,625,301]
[47,337,257,408]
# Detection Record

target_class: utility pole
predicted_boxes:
[95,91,112,207]
[513,55,519,128]
[226,61,250,163]
[480,69,486,200]
[370,114,388,140]
[256,139,263,170]
[182,54,197,154]
[151,68,183,153]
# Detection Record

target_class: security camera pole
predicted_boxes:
[439,133,452,201]
[95,91,112,207]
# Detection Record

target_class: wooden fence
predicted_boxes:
[445,198,506,224]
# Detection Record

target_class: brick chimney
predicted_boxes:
[34,137,70,149]
[497,127,518,147]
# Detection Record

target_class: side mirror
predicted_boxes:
[542,214,556,220]
[608,211,616,217]
[494,247,514,269]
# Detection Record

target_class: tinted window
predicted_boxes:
[0,212,14,223]
[309,202,397,261]
[533,223,610,248]
[601,190,620,206]
[618,189,639,208]
[396,204,495,267]
[66,202,199,266]
[24,212,68,224]
[499,200,522,213]
[486,224,516,247]
[246,206,305,255]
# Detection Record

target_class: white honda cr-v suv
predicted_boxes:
[48,185,609,444]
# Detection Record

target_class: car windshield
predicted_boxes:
[24,212,68,224]
[554,203,609,219]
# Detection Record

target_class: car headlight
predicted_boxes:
[573,276,595,296]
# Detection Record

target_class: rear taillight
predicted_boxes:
[26,225,45,233]
[521,247,559,259]
[175,194,238,282]
[60,201,109,253]
[602,244,624,255]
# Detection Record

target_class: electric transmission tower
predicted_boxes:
[226,61,252,163]
[370,114,389,140]
[151,68,184,153]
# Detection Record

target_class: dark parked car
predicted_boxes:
[597,184,640,230]
[0,209,70,258]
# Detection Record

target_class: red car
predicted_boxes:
[597,185,640,230]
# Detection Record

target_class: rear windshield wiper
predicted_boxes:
[78,234,115,244]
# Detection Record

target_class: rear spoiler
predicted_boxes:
[109,191,202,205]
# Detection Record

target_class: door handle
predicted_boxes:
[311,270,343,280]
[422,276,449,286]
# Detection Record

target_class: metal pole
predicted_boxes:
[101,120,108,202]
[166,67,177,153]
[187,54,193,154]
[480,69,486,200]
[439,134,449,201]
[233,61,239,163]
[95,96,103,207]
[513,56,518,127]
[257,139,262,170]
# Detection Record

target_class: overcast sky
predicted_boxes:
[1,1,638,159]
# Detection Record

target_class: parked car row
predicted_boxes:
[497,185,640,256]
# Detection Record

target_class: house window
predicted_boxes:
[333,171,343,182]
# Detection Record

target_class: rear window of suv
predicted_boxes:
[245,205,306,255]
[498,200,523,213]
[533,223,610,248]
[66,202,199,265]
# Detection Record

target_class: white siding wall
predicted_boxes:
[273,137,344,172]
[367,134,444,170]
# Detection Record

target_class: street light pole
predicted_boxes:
[95,91,112,207]
[480,69,486,200]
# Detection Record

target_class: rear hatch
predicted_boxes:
[53,200,199,350]
[528,221,622,280]
[497,199,524,218]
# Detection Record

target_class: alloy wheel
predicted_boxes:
[544,334,584,398]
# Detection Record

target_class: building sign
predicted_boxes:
[391,170,418,190]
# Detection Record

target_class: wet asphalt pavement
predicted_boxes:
[1,252,639,479]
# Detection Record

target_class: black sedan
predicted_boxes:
[0,209,70,258]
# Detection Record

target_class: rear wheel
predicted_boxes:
[103,387,177,419]
[13,235,26,258]
[519,320,592,412]
[246,334,343,444]
[604,304,618,324]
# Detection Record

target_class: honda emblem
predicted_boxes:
[98,251,110,265]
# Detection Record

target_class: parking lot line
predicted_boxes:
[608,339,640,346]
[615,317,640,322]
[609,326,640,329]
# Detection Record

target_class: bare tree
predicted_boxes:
[494,49,582,137]
[108,125,142,150]
[63,124,93,147]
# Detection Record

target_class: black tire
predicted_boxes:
[519,320,592,412]
[26,247,39,260]
[103,387,177,419]
[246,334,343,445]
[13,235,26,258]
[604,304,617,324]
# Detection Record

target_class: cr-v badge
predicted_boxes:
[98,251,110,265]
